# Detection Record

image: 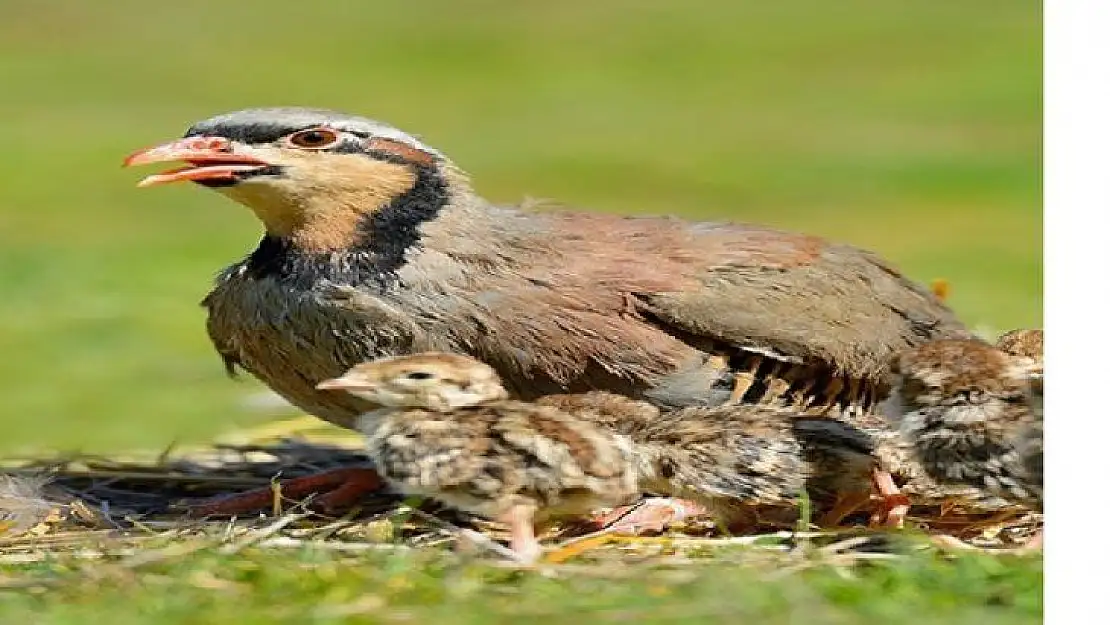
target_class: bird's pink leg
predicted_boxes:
[186,467,384,517]
[500,503,542,564]
[869,468,911,528]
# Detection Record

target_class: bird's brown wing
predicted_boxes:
[627,241,968,379]
[463,211,966,387]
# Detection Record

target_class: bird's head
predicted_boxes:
[315,352,509,412]
[994,328,1044,413]
[883,338,1032,424]
[123,107,464,252]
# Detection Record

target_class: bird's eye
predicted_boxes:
[285,128,341,150]
[404,371,435,381]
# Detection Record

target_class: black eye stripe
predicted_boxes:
[184,122,373,145]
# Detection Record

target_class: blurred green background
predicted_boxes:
[0,0,1040,452]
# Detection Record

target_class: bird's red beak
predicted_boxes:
[122,136,272,187]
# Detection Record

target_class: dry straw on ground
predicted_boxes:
[0,417,1040,576]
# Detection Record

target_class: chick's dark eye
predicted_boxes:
[286,128,341,149]
[405,371,434,381]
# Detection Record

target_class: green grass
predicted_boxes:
[0,544,1043,624]
[0,1,1041,621]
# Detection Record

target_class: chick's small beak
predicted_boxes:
[122,136,272,187]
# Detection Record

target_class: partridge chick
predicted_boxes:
[319,354,909,538]
[624,406,811,531]
[804,333,1045,529]
[884,336,1043,549]
[994,328,1043,511]
[538,393,901,532]
[316,353,639,563]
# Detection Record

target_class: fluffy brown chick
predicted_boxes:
[885,338,1042,513]
[316,353,638,563]
[624,406,809,530]
[538,393,896,531]
[317,354,915,537]
[994,328,1043,509]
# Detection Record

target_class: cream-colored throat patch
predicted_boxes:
[217,152,418,253]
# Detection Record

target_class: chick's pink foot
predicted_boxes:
[588,497,709,536]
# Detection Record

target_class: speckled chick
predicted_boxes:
[538,382,991,530]
[626,406,811,529]
[994,328,1043,494]
[884,338,1042,512]
[316,353,639,563]
[538,393,876,529]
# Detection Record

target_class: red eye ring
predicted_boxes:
[285,127,342,150]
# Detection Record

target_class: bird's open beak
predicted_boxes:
[316,376,374,391]
[122,136,273,187]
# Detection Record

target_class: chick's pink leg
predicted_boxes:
[187,467,383,517]
[501,503,542,564]
[869,468,911,528]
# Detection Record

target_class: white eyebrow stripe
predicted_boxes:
[186,107,445,159]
